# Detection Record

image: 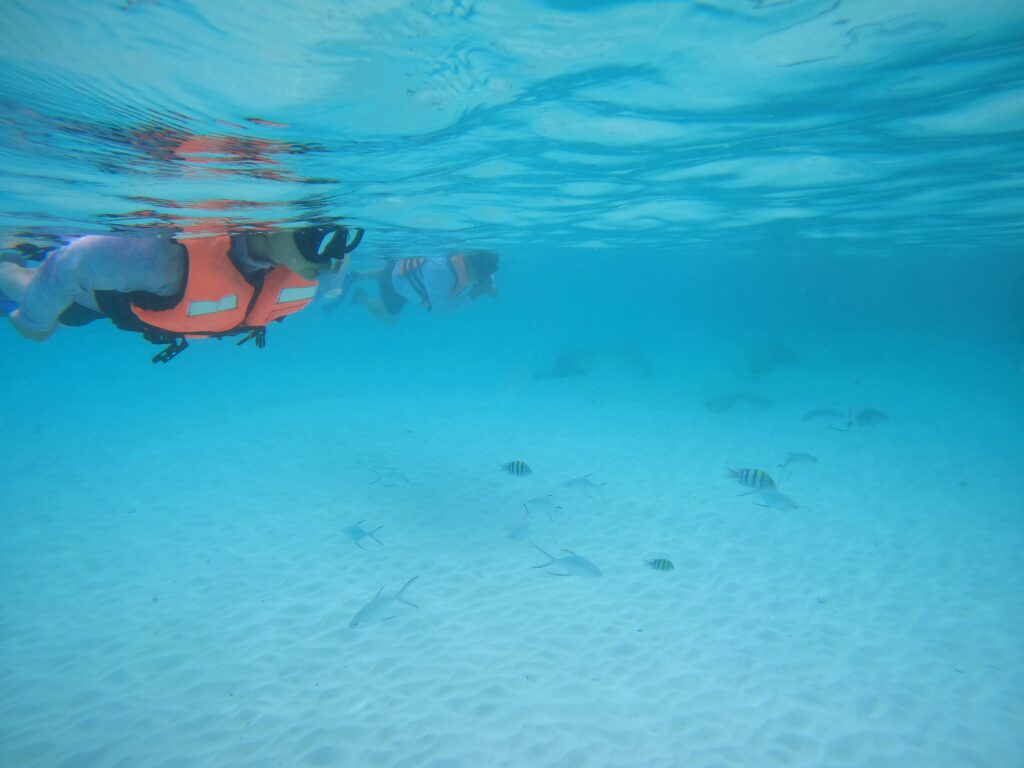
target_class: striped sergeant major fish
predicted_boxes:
[646,558,675,572]
[502,460,532,477]
[727,467,777,490]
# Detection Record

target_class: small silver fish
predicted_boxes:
[508,519,533,542]
[532,546,602,577]
[370,469,411,487]
[525,495,562,520]
[753,489,800,510]
[563,475,604,501]
[704,394,736,413]
[345,520,384,550]
[801,408,846,424]
[348,577,419,629]
[705,393,775,413]
[854,408,889,428]
[778,452,818,469]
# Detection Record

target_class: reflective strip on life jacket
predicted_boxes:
[243,266,318,326]
[131,235,254,334]
[187,294,238,316]
[277,285,318,304]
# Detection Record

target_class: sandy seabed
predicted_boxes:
[1,334,1022,768]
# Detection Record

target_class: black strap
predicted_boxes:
[152,337,188,364]
[406,266,432,311]
[236,327,266,348]
[345,228,365,253]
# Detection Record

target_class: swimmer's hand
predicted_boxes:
[469,277,498,300]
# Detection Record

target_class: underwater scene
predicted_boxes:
[1,1,1023,766]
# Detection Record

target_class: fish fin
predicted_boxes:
[355,541,367,551]
[546,571,570,577]
[398,597,419,609]
[368,471,382,485]
[370,525,385,543]
[374,585,385,598]
[736,491,753,497]
[561,548,577,556]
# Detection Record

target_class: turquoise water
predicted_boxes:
[1,2,1023,767]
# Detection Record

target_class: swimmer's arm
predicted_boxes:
[9,254,78,339]
[13,236,183,340]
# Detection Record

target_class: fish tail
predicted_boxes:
[370,525,385,543]
[396,576,419,608]
[726,468,739,479]
[531,545,556,568]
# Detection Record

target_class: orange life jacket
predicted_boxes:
[130,235,317,336]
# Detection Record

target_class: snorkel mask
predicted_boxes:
[293,225,364,265]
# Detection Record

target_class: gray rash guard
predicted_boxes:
[16,234,269,334]
[390,257,473,315]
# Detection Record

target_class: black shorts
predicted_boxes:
[378,266,407,315]
[59,302,105,327]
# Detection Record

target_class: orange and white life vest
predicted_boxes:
[130,235,316,335]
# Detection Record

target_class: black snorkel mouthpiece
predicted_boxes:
[294,225,364,264]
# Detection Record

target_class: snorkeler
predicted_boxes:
[0,226,363,362]
[339,250,498,323]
